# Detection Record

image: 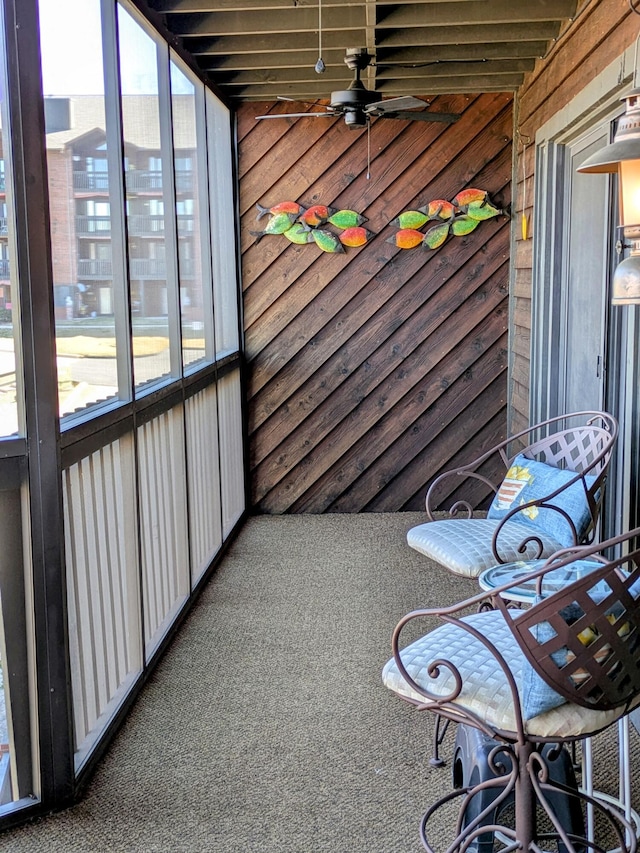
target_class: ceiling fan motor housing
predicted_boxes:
[330,86,382,108]
[332,48,383,127]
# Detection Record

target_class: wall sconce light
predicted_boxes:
[578,88,640,304]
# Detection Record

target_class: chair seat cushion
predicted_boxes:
[407,518,565,578]
[382,609,636,738]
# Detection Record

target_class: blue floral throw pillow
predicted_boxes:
[487,454,596,548]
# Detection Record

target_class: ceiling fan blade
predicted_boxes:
[255,112,336,120]
[375,110,460,123]
[277,95,333,109]
[367,95,427,113]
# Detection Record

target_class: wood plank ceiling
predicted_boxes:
[145,0,579,102]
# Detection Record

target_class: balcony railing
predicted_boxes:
[76,216,111,235]
[73,170,193,194]
[75,215,194,238]
[125,171,163,192]
[129,258,166,278]
[76,257,195,280]
[73,172,110,192]
[77,259,113,278]
[128,215,164,236]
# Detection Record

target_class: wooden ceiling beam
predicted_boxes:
[183,31,367,55]
[376,42,548,63]
[375,71,524,91]
[198,49,350,71]
[376,22,561,47]
[375,58,536,79]
[151,0,511,9]
[211,66,355,86]
[212,57,534,87]
[226,72,522,98]
[164,7,365,36]
[375,0,577,27]
[152,0,354,10]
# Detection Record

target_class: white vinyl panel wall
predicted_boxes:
[63,435,142,769]
[218,369,245,538]
[137,406,189,658]
[185,385,222,587]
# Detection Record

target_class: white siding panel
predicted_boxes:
[137,406,189,658]
[218,369,245,538]
[63,435,142,766]
[185,385,222,587]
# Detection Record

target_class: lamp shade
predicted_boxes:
[578,89,640,227]
[611,253,640,304]
[578,88,640,304]
[578,88,640,178]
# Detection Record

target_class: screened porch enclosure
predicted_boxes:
[0,0,626,834]
[0,0,246,827]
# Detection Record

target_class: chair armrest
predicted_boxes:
[425,465,502,520]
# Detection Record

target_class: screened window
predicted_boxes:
[170,55,213,370]
[118,6,173,393]
[39,0,121,420]
[0,42,20,438]
[35,0,239,427]
[206,91,239,358]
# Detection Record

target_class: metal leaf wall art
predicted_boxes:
[388,189,507,250]
[251,201,372,253]
[251,189,507,254]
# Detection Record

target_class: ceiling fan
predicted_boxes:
[255,48,460,130]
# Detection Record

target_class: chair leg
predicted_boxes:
[452,727,585,853]
[420,736,637,853]
[429,713,450,767]
[515,741,536,852]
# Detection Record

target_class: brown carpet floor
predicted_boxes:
[2,513,638,852]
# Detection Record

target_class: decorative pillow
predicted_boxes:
[488,454,596,548]
[520,564,640,719]
[519,559,601,719]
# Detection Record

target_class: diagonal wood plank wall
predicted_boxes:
[237,92,513,513]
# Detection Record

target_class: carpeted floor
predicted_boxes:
[2,513,638,852]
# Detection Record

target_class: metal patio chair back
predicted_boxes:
[407,411,619,578]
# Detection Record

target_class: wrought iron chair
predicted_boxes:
[383,530,640,853]
[408,411,618,578]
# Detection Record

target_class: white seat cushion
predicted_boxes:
[407,518,565,577]
[382,609,636,739]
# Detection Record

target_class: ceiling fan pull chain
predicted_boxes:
[315,0,325,73]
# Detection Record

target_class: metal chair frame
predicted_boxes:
[389,529,640,853]
[424,411,618,565]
